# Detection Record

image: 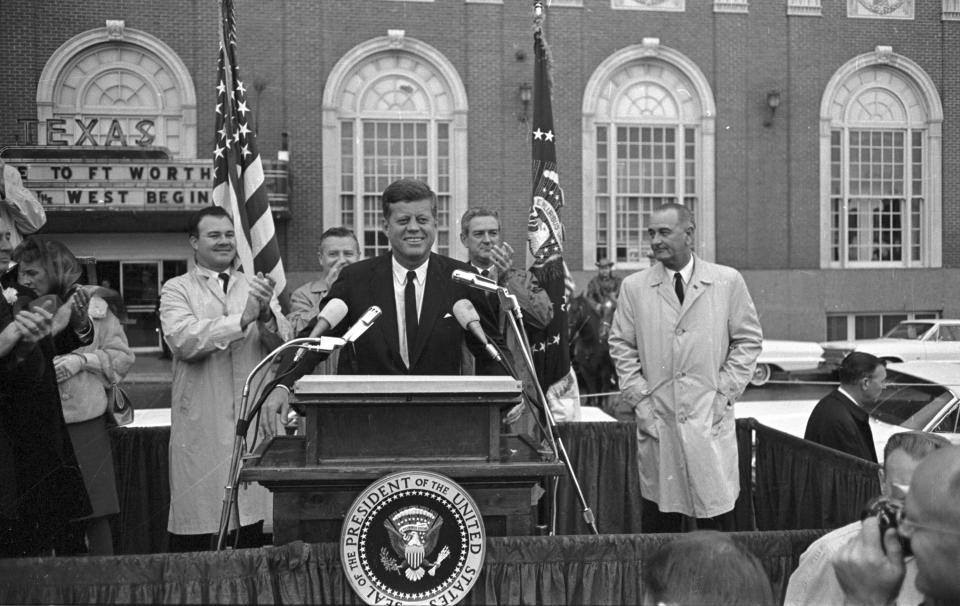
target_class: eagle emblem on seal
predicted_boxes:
[380,506,450,581]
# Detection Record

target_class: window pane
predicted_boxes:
[826,315,848,341]
[855,315,881,339]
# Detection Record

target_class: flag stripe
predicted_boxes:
[212,0,285,294]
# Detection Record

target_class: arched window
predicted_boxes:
[820,49,943,268]
[582,41,716,269]
[37,24,197,158]
[322,34,468,258]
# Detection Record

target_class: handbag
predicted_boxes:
[105,381,135,427]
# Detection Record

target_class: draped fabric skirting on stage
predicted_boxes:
[0,531,826,605]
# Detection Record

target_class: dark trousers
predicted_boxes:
[168,520,266,552]
[641,497,735,533]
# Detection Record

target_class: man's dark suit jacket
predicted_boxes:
[803,388,878,463]
[322,252,506,376]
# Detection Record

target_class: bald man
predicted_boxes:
[834,445,960,605]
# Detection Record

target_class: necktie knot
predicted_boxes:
[673,272,684,305]
[219,272,230,294]
[480,268,490,278]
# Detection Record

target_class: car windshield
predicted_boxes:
[883,322,934,340]
[868,370,954,429]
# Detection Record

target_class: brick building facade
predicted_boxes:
[1,0,958,349]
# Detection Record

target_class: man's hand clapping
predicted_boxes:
[241,272,276,327]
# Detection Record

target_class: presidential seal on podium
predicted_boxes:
[341,470,486,606]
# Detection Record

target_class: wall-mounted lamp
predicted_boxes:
[518,82,532,123]
[763,90,781,127]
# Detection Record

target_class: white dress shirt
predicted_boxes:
[392,255,428,368]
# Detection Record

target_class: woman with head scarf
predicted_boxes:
[14,238,134,555]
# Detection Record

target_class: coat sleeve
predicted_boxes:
[286,284,318,335]
[257,295,291,352]
[79,310,135,384]
[608,280,650,396]
[159,277,246,362]
[501,268,553,330]
[718,272,763,401]
[0,164,46,237]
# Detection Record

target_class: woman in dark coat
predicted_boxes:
[0,274,93,557]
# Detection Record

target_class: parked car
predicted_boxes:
[750,339,824,387]
[737,361,960,461]
[820,319,960,369]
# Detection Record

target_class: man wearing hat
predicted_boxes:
[586,257,622,315]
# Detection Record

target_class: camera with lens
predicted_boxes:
[863,496,912,557]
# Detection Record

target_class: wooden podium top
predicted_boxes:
[294,375,522,396]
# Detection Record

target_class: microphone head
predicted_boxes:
[451,269,473,286]
[318,298,348,329]
[452,298,480,328]
[342,305,382,342]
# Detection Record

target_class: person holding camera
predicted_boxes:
[832,444,960,606]
[784,431,950,605]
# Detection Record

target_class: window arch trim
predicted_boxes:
[819,49,943,268]
[582,43,716,268]
[322,35,469,259]
[36,26,197,158]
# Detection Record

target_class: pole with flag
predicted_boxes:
[526,1,579,418]
[524,1,597,535]
[213,0,285,295]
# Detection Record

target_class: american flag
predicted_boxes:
[526,9,572,395]
[212,0,285,294]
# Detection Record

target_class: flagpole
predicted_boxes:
[213,0,246,551]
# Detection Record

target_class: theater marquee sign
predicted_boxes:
[17,160,213,208]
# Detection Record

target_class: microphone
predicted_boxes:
[294,298,348,362]
[452,299,501,362]
[309,298,348,338]
[452,269,501,294]
[342,305,382,343]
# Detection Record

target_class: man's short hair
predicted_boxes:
[838,351,885,386]
[459,208,500,236]
[652,202,695,229]
[188,206,232,237]
[884,431,951,466]
[642,531,774,605]
[381,179,437,219]
[318,226,358,250]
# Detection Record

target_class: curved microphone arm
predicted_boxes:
[216,336,345,550]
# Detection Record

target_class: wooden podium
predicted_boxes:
[239,375,564,543]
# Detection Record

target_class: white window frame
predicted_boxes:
[582,41,715,270]
[322,35,469,260]
[36,24,197,159]
[819,48,943,269]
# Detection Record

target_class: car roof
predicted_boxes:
[886,361,960,397]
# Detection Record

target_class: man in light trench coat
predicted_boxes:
[160,206,291,551]
[609,203,762,532]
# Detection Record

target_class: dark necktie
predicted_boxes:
[219,272,230,294]
[480,268,490,278]
[674,272,684,305]
[405,270,418,356]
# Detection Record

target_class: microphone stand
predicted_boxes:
[215,337,343,550]
[497,289,598,535]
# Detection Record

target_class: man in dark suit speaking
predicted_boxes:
[321,178,506,376]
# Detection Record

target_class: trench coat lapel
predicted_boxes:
[195,267,227,304]
[681,258,712,317]
[652,264,682,314]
